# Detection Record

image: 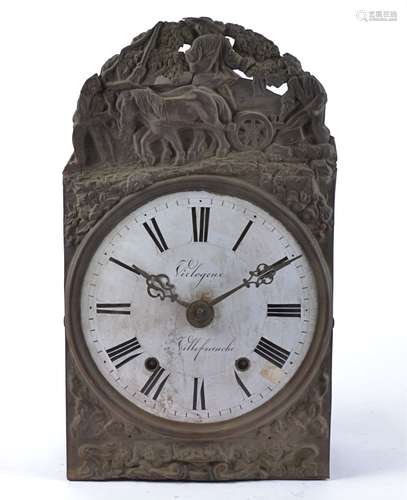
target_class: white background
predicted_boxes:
[0,1,406,499]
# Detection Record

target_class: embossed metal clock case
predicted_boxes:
[64,17,336,481]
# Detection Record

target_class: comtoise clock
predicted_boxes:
[64,17,336,481]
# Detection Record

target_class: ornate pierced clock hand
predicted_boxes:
[208,255,302,307]
[131,264,190,307]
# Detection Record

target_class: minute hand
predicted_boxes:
[208,255,302,307]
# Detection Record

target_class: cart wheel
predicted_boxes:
[230,111,273,151]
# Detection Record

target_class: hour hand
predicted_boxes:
[245,255,302,288]
[132,264,189,307]
[209,255,302,307]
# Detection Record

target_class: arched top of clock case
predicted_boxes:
[68,17,336,170]
[65,175,333,439]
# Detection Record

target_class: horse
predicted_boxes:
[117,85,233,165]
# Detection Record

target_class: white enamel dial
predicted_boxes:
[80,189,319,423]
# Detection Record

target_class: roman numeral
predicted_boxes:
[96,303,131,315]
[234,370,251,397]
[267,303,301,318]
[140,366,170,400]
[191,207,210,242]
[254,337,290,369]
[106,336,142,369]
[232,220,253,251]
[192,377,206,410]
[143,217,169,252]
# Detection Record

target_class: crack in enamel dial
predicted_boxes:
[80,190,319,424]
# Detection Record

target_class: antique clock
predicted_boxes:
[64,17,336,481]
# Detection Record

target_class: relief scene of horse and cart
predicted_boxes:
[71,18,335,169]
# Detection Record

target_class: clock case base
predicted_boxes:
[64,18,336,481]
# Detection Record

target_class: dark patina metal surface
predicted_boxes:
[64,17,336,481]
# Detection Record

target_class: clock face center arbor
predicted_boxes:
[186,299,215,328]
